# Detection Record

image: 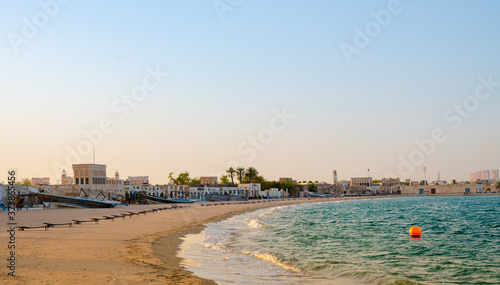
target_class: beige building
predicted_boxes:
[31,177,50,187]
[315,182,334,194]
[106,170,124,186]
[73,164,125,198]
[351,177,372,187]
[73,164,106,185]
[380,177,401,194]
[402,184,483,195]
[468,173,478,182]
[480,170,490,180]
[200,176,218,185]
[382,177,400,187]
[127,176,149,186]
[338,180,351,186]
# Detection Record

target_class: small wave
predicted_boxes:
[259,206,281,217]
[201,241,225,251]
[240,250,302,273]
[246,218,263,229]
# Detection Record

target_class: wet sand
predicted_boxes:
[0,198,343,284]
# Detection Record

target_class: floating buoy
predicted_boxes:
[409,226,422,238]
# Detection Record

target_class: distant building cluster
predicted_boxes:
[468,169,499,182]
[3,163,498,207]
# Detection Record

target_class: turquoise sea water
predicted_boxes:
[179,196,500,284]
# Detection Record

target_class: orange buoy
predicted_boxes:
[409,226,422,237]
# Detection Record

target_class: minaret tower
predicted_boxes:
[333,170,338,185]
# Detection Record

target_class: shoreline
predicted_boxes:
[153,194,500,284]
[0,197,346,284]
[150,196,389,284]
[151,198,345,284]
[1,194,488,284]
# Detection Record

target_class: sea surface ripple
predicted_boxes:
[179,196,500,284]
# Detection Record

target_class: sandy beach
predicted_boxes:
[0,198,343,284]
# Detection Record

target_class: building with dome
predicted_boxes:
[106,170,124,186]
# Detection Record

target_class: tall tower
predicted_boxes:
[423,167,427,185]
[333,170,338,185]
[114,170,119,180]
[61,169,73,185]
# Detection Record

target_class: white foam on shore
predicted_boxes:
[177,206,309,284]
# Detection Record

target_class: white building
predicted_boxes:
[238,183,261,197]
[480,170,490,180]
[260,188,288,198]
[492,169,499,181]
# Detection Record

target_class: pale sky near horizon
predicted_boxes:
[1,0,500,185]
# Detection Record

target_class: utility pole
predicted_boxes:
[423,167,427,185]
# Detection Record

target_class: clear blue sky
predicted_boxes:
[1,0,500,184]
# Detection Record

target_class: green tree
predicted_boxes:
[307,183,318,192]
[16,178,31,186]
[263,180,280,190]
[373,180,382,184]
[420,180,427,185]
[452,179,457,185]
[190,177,201,185]
[246,167,258,183]
[497,181,500,190]
[168,172,177,184]
[252,175,266,183]
[236,167,246,183]
[176,172,191,185]
[290,184,303,197]
[220,175,231,185]
[280,181,294,190]
[226,167,236,185]
[486,187,491,193]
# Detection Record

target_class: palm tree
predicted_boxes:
[226,167,236,185]
[496,181,500,191]
[236,167,245,184]
[246,167,258,183]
